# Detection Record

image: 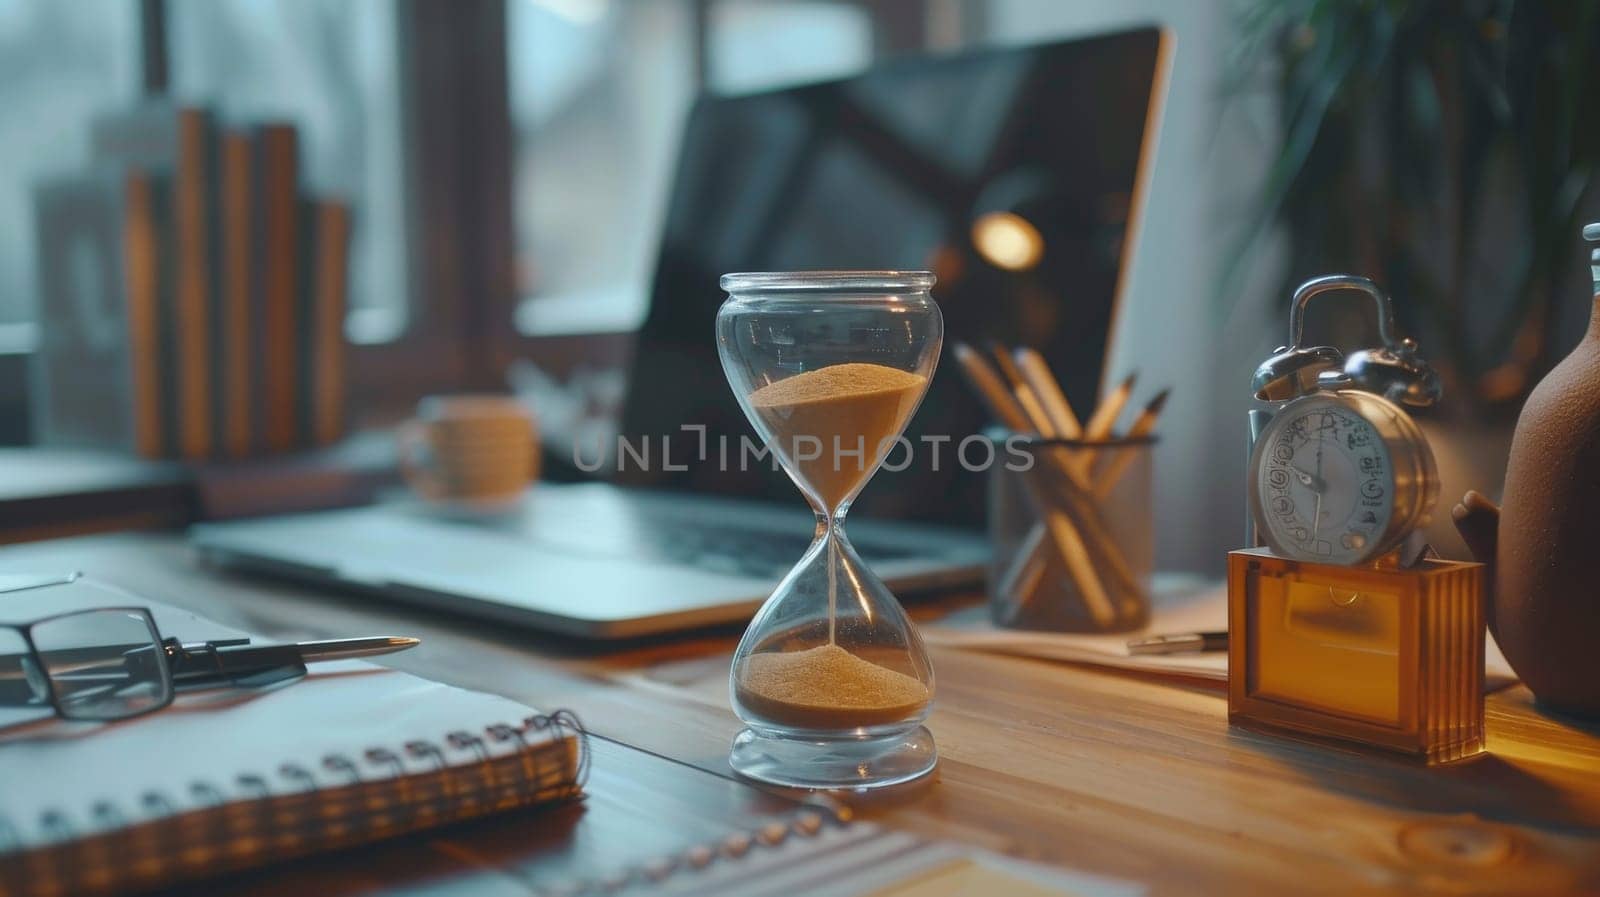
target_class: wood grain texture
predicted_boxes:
[0,533,1595,896]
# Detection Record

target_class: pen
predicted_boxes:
[0,636,423,698]
[166,635,421,685]
[1126,631,1227,655]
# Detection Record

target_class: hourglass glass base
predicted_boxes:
[729,725,937,790]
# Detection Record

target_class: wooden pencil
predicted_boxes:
[1084,372,1137,441]
[1013,347,1082,439]
[955,342,1118,627]
[952,342,1142,593]
[986,340,1028,392]
[986,341,1057,438]
[952,343,1033,434]
[1124,388,1170,440]
[1094,389,1170,499]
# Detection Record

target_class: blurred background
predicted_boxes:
[2,0,1597,574]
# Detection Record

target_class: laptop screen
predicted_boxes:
[617,27,1166,529]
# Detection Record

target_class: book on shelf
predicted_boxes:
[91,101,219,461]
[253,123,301,454]
[217,128,256,458]
[300,198,351,447]
[33,105,352,464]
[173,107,218,460]
[30,169,169,459]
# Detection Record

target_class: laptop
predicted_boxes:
[193,27,1170,638]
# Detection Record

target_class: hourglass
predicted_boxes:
[717,270,943,790]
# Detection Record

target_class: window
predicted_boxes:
[507,0,695,335]
[0,0,140,345]
[167,0,406,345]
[706,1,872,94]
[507,0,888,336]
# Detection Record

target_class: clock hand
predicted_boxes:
[1311,490,1323,542]
[1289,464,1325,492]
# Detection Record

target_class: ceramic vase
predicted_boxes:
[1455,223,1600,717]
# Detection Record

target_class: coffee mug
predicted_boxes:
[399,396,539,504]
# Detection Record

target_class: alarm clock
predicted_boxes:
[1246,275,1441,566]
[1229,275,1485,765]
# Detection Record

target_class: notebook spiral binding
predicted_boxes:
[0,711,588,897]
[531,796,854,896]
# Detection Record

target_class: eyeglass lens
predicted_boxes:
[27,609,173,721]
[0,627,50,709]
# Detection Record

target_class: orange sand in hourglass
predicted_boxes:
[735,643,929,729]
[746,362,928,510]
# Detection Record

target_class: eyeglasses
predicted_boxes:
[1,606,175,722]
[0,574,313,725]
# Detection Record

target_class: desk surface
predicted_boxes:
[2,532,1596,896]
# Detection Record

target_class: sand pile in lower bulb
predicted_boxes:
[735,644,930,730]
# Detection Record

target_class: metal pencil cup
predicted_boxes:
[988,434,1155,632]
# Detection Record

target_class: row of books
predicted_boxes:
[31,102,350,460]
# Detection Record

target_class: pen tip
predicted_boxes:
[1147,389,1171,413]
[391,637,421,649]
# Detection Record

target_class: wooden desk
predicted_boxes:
[2,532,1596,896]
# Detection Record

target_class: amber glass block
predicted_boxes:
[1228,547,1486,764]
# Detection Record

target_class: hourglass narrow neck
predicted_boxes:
[814,508,849,538]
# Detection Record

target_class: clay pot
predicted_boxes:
[1452,225,1600,718]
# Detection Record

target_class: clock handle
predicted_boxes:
[1286,275,1441,407]
[1288,275,1400,351]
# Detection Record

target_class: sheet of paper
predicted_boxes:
[924,575,1518,692]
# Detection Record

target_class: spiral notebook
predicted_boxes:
[0,599,586,897]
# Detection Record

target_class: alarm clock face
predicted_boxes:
[1251,393,1408,565]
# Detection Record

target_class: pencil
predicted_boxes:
[1124,388,1170,439]
[1043,509,1117,627]
[997,524,1119,631]
[1093,389,1170,499]
[955,342,1120,627]
[952,341,1142,597]
[952,343,1033,434]
[1083,372,1137,441]
[985,341,1058,438]
[986,340,1029,392]
[1013,347,1082,439]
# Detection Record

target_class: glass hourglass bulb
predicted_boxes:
[716,271,943,790]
